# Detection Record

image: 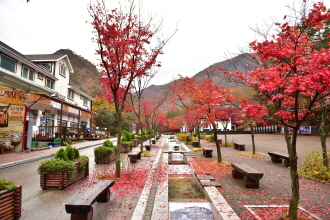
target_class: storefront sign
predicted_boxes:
[0,89,27,105]
[0,104,24,131]
[50,101,61,109]
[68,107,79,115]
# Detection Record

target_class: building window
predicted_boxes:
[38,73,44,80]
[68,89,74,100]
[83,97,88,106]
[22,66,34,81]
[40,63,52,71]
[60,64,66,77]
[45,78,54,89]
[0,54,16,73]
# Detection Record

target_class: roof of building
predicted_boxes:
[0,41,56,80]
[25,54,74,73]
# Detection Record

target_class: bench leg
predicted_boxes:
[243,176,259,189]
[239,147,245,151]
[96,189,110,202]
[129,156,137,163]
[271,156,282,163]
[71,207,93,220]
[202,149,206,155]
[232,170,244,179]
[284,159,290,167]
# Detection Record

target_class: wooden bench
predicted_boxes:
[202,147,213,157]
[196,174,215,181]
[128,150,142,163]
[268,151,293,167]
[233,143,245,151]
[65,180,115,220]
[192,141,199,148]
[231,162,263,188]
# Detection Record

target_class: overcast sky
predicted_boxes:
[1,0,329,86]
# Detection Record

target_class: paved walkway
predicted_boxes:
[0,134,329,219]
[0,138,114,168]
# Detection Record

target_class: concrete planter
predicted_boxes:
[40,161,89,190]
[0,185,22,219]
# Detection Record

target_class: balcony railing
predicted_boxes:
[34,126,109,140]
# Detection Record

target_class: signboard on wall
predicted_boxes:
[0,104,25,131]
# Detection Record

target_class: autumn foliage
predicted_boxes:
[227,2,330,218]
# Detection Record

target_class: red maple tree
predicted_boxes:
[88,0,170,177]
[171,75,233,162]
[228,2,330,218]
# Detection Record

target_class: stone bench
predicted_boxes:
[268,151,293,167]
[128,150,142,163]
[231,162,263,188]
[65,180,115,220]
[233,143,245,151]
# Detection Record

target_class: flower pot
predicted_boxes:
[151,139,156,144]
[0,185,22,219]
[95,150,116,164]
[40,161,89,190]
[145,145,151,151]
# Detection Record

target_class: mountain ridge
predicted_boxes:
[56,50,256,111]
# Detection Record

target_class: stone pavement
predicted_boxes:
[0,134,330,219]
[191,134,330,219]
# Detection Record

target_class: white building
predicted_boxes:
[0,41,94,152]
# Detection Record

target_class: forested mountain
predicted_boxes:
[54,49,101,97]
[142,53,257,101]
[55,49,257,107]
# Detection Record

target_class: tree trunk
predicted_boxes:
[249,123,256,154]
[284,127,299,219]
[212,124,222,163]
[116,113,122,178]
[319,110,329,168]
[196,126,201,148]
[139,123,144,152]
[223,129,228,146]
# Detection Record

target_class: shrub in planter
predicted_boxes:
[177,133,190,142]
[121,135,132,153]
[0,178,22,219]
[94,140,117,164]
[206,134,215,142]
[37,147,89,190]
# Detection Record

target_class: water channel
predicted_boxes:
[166,136,215,220]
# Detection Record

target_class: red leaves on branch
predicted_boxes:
[229,2,330,128]
[89,1,165,109]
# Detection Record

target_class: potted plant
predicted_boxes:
[94,140,117,164]
[120,131,132,153]
[37,145,89,190]
[130,133,139,147]
[0,178,22,219]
